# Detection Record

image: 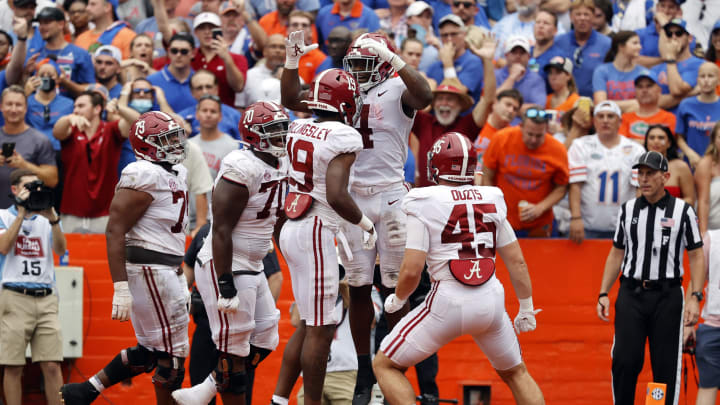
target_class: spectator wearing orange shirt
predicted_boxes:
[619,69,676,143]
[544,56,579,117]
[482,107,569,237]
[74,0,137,59]
[474,89,522,160]
[259,0,319,42]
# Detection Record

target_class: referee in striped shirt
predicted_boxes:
[596,151,705,405]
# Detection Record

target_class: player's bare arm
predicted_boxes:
[211,178,250,279]
[596,246,624,322]
[280,31,315,113]
[393,248,427,301]
[106,188,153,283]
[498,241,532,300]
[326,152,363,224]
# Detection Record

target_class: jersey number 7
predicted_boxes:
[441,203,497,259]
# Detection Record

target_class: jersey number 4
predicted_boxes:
[441,203,497,259]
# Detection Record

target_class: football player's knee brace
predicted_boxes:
[246,345,272,369]
[152,355,185,390]
[214,354,247,395]
[120,345,157,376]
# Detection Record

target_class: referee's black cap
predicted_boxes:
[633,151,668,172]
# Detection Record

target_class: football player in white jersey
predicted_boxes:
[568,100,645,244]
[271,66,374,405]
[60,112,191,405]
[283,29,433,403]
[171,101,289,405]
[373,132,545,405]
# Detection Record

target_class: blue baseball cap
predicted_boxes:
[634,69,659,85]
[664,18,688,34]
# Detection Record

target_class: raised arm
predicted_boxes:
[280,31,314,112]
[5,17,28,86]
[469,34,498,126]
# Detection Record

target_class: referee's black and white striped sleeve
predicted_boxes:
[681,205,703,251]
[613,204,627,250]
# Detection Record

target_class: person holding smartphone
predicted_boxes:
[190,12,248,107]
[0,85,57,210]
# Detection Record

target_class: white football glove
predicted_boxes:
[357,37,406,71]
[112,281,132,321]
[358,214,377,250]
[384,293,406,314]
[513,297,542,334]
[285,30,319,69]
[218,296,241,314]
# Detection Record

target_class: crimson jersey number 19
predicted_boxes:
[287,138,314,192]
[441,203,497,258]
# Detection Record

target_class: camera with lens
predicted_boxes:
[16,180,53,211]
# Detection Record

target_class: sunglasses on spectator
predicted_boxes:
[573,47,583,68]
[43,104,50,123]
[665,29,685,38]
[453,1,474,7]
[525,108,549,122]
[132,88,154,94]
[169,48,191,55]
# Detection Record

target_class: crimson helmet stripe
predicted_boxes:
[454,132,469,177]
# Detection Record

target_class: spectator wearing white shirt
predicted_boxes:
[235,34,285,109]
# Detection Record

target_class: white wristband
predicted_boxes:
[284,59,299,70]
[114,281,129,292]
[519,297,534,312]
[358,214,373,232]
[389,55,406,71]
[443,67,457,79]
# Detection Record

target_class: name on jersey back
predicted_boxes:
[289,121,331,141]
[451,189,484,201]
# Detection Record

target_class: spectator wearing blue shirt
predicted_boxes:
[428,0,489,33]
[635,0,685,65]
[116,79,171,174]
[147,33,196,113]
[676,63,720,168]
[32,7,96,98]
[315,0,380,51]
[178,70,242,140]
[530,9,567,85]
[427,15,485,102]
[650,19,705,113]
[25,61,74,151]
[592,31,644,111]
[554,0,611,97]
[93,45,123,99]
[315,25,352,74]
[496,35,546,115]
[491,0,539,60]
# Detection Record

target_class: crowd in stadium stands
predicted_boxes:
[1,0,720,239]
[3,0,720,401]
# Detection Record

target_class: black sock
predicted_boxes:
[356,354,375,386]
[103,353,135,386]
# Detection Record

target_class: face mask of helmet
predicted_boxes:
[256,120,289,157]
[129,99,153,113]
[40,77,56,92]
[15,180,53,211]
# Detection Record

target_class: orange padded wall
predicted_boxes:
[59,235,700,405]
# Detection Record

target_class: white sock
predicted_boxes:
[89,375,105,393]
[272,395,289,405]
[199,375,217,394]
